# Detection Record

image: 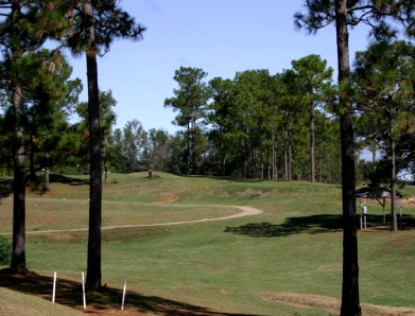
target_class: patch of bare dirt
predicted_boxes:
[401,195,415,206]
[154,192,180,204]
[236,189,264,198]
[260,292,415,316]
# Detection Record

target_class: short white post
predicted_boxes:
[52,272,57,303]
[81,272,86,310]
[362,206,368,229]
[121,278,127,310]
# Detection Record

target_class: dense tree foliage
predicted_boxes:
[291,55,334,182]
[201,66,340,181]
[353,40,415,230]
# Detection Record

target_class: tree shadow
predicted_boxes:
[224,214,343,237]
[49,174,89,185]
[0,269,261,316]
[361,214,415,231]
[224,213,415,237]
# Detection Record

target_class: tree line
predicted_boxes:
[99,44,414,189]
[11,55,339,183]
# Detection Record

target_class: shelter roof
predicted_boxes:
[355,187,403,198]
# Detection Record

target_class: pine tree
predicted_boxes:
[164,67,210,175]
[63,0,145,290]
[291,55,333,182]
[295,1,415,314]
[0,0,69,271]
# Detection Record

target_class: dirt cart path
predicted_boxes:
[22,205,263,234]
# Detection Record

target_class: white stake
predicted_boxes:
[52,272,57,303]
[81,272,86,310]
[121,278,127,310]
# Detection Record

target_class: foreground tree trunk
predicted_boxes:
[11,82,26,271]
[336,1,361,315]
[84,2,102,291]
[10,2,26,272]
[86,50,102,291]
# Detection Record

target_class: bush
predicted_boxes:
[0,236,11,265]
[30,175,49,195]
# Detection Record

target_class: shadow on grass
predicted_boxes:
[225,213,415,237]
[49,174,89,185]
[363,214,415,230]
[0,269,261,316]
[225,214,343,237]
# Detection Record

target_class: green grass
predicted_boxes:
[1,172,415,315]
[0,287,82,316]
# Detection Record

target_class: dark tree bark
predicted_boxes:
[10,1,26,272]
[84,2,102,291]
[191,109,197,174]
[284,122,292,181]
[391,137,398,231]
[186,121,191,174]
[86,51,102,290]
[272,131,278,180]
[390,110,398,232]
[310,105,316,182]
[11,81,26,271]
[335,1,361,315]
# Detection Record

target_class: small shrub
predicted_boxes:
[30,175,49,195]
[0,236,11,265]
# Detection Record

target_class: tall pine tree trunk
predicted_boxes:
[310,105,316,182]
[85,2,102,291]
[284,122,292,181]
[191,109,197,174]
[336,1,361,315]
[11,81,26,271]
[390,111,398,232]
[391,137,397,231]
[10,2,26,272]
[187,121,191,174]
[272,131,278,180]
[220,131,226,176]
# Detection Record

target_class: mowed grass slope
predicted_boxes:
[1,172,415,315]
[0,287,82,316]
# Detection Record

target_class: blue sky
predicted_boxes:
[68,0,374,133]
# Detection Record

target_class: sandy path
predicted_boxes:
[19,205,263,235]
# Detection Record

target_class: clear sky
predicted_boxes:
[68,0,374,133]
